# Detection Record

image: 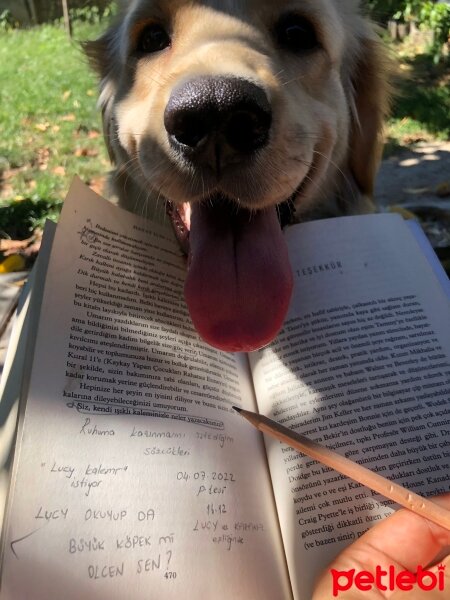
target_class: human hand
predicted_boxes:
[313,494,450,599]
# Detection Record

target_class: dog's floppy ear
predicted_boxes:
[83,26,121,164]
[83,21,122,80]
[347,31,392,199]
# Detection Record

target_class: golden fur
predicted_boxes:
[85,0,391,221]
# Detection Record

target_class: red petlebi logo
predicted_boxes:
[331,564,446,597]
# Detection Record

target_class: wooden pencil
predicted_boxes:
[233,406,450,531]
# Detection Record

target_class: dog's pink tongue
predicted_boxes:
[184,202,293,352]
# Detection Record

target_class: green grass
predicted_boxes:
[0,21,108,227]
[384,44,450,156]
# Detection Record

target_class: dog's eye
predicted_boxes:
[137,23,171,54]
[275,13,319,53]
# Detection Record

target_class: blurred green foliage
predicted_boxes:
[367,1,450,62]
[0,198,61,239]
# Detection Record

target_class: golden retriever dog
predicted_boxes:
[85,0,390,353]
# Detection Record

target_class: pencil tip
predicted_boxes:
[232,406,242,413]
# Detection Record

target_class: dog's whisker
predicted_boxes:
[142,72,179,98]
[266,169,298,203]
[117,155,141,174]
[119,161,141,194]
[153,168,179,223]
[312,149,358,206]
[142,72,167,88]
[133,178,151,221]
[263,155,317,207]
[256,155,285,199]
[290,157,313,167]
[153,184,166,222]
[118,161,145,209]
[273,68,286,81]
[280,74,306,87]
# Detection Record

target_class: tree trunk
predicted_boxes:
[61,0,71,38]
[25,0,38,24]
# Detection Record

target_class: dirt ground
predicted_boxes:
[375,141,450,211]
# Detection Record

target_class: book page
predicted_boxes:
[0,179,291,600]
[0,223,55,532]
[250,214,450,599]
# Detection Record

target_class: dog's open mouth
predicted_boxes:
[167,195,295,353]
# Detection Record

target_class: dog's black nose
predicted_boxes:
[164,76,272,167]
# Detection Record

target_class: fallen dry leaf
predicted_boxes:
[0,183,14,199]
[0,255,26,273]
[61,113,76,122]
[388,205,418,221]
[37,148,51,164]
[0,238,30,252]
[35,122,50,132]
[62,90,72,101]
[36,147,51,171]
[75,147,99,158]
[402,135,426,145]
[435,181,450,198]
[9,278,27,288]
[75,124,89,135]
[0,230,43,259]
[87,177,105,195]
[52,166,66,176]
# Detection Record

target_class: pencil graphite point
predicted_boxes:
[232,406,242,413]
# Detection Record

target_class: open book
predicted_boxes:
[0,178,449,599]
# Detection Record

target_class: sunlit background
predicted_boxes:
[0,0,448,263]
